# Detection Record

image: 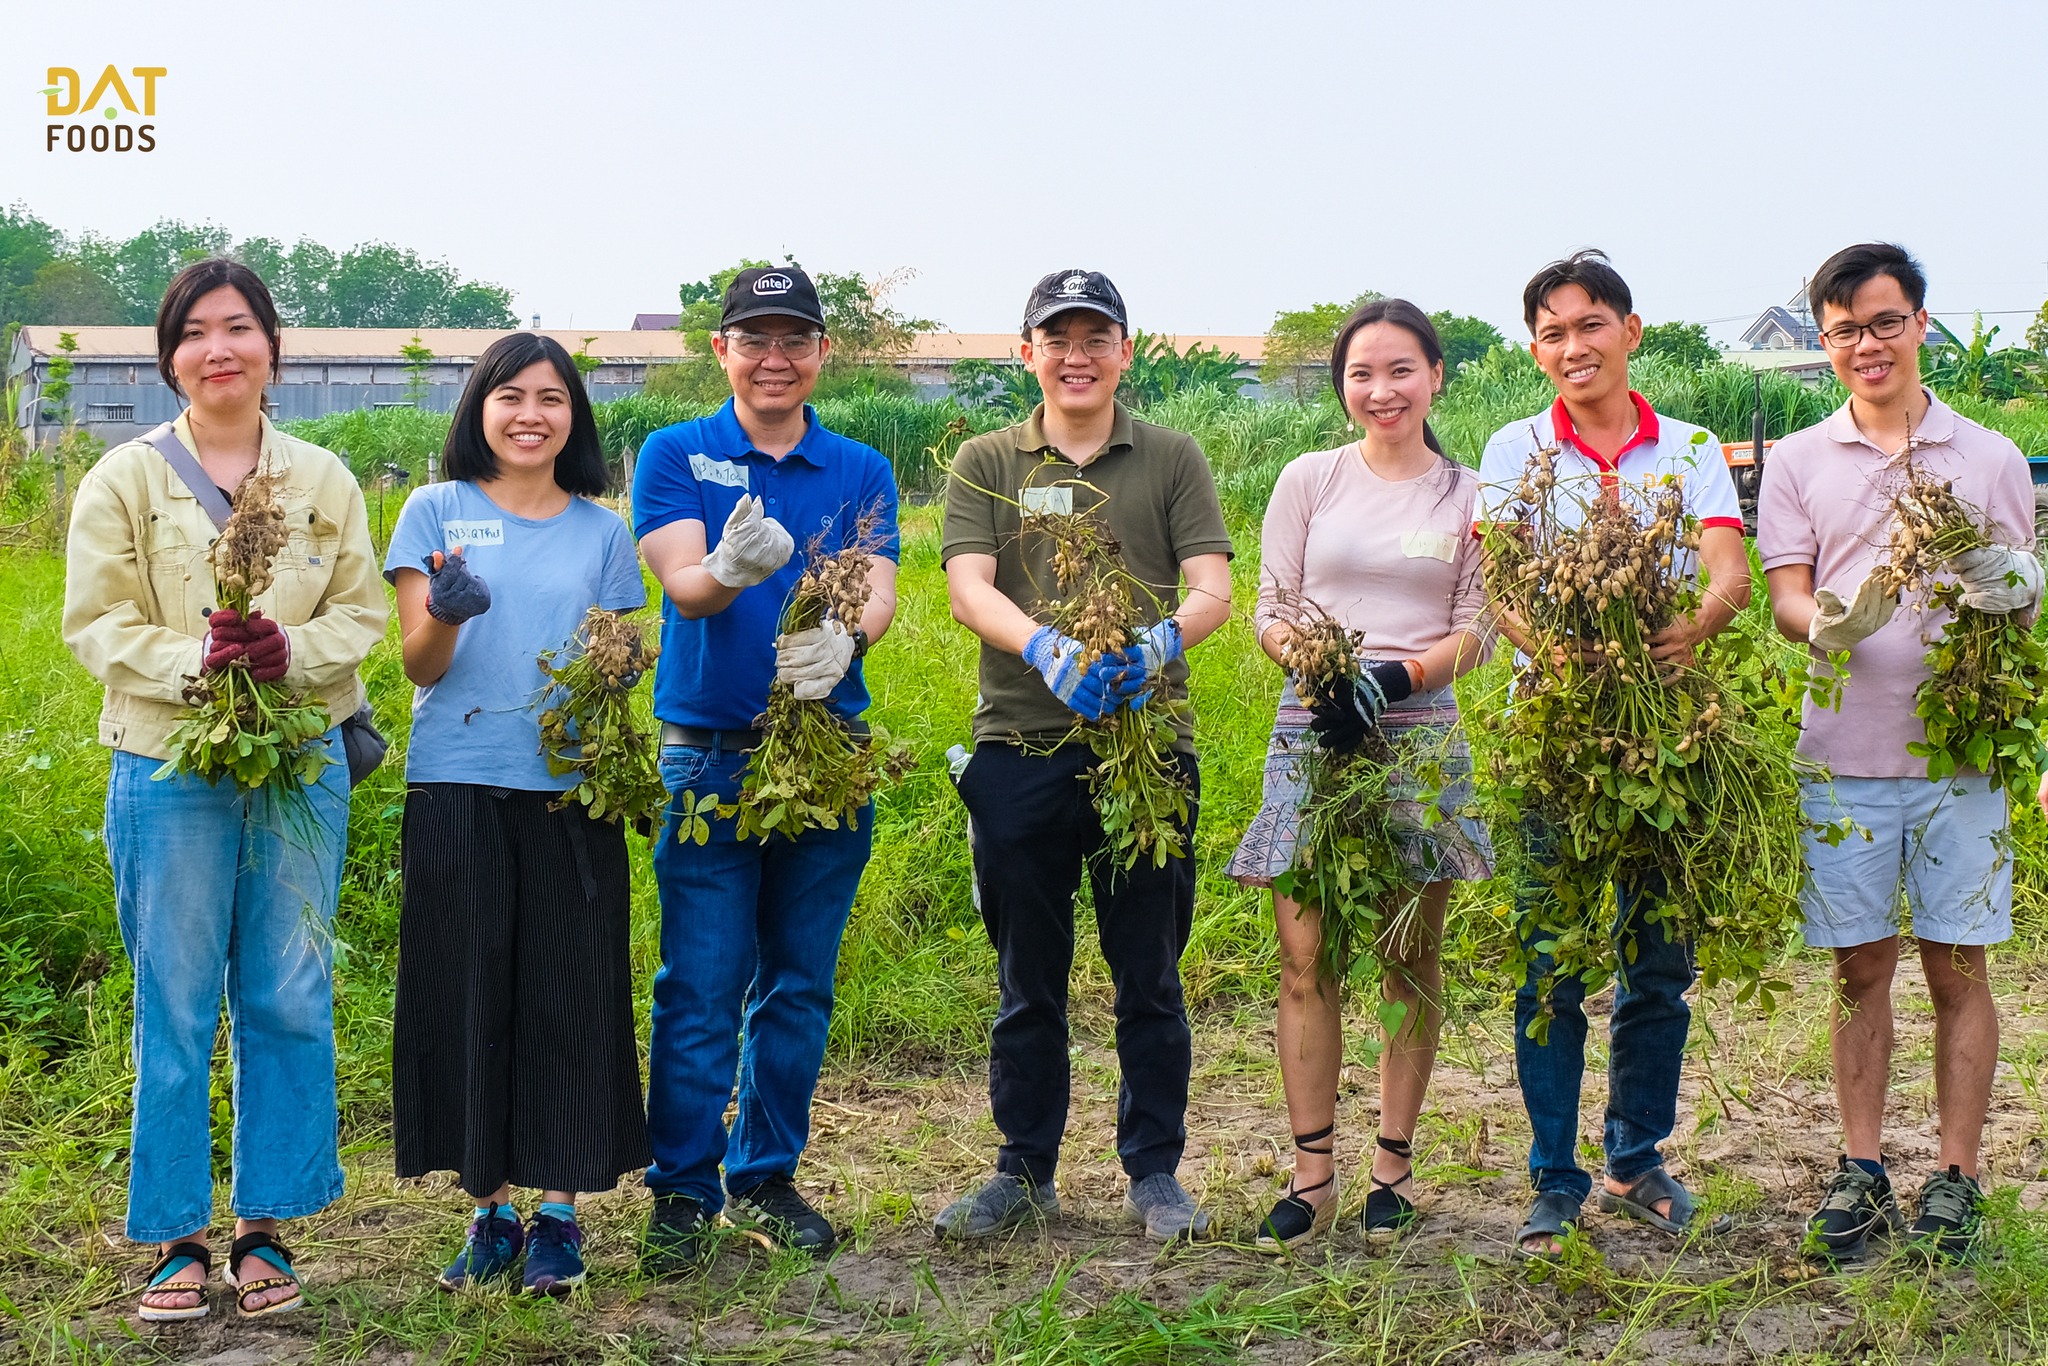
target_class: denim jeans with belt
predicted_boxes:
[105,733,350,1243]
[1512,824,1695,1204]
[646,740,872,1212]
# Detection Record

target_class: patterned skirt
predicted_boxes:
[1225,680,1495,888]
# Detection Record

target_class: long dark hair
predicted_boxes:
[1329,299,1461,505]
[443,333,608,494]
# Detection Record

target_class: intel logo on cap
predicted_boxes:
[754,273,794,294]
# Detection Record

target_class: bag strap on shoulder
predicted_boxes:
[140,421,234,532]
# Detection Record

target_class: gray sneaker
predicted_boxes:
[933,1172,1059,1240]
[1124,1172,1213,1242]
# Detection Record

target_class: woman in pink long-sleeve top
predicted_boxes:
[1229,300,1494,1251]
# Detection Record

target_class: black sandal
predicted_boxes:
[224,1230,305,1318]
[137,1240,213,1322]
[1256,1124,1338,1253]
[1362,1136,1418,1240]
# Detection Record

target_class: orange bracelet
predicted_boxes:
[1403,659,1425,691]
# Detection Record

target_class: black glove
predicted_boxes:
[1305,660,1414,755]
[423,548,492,625]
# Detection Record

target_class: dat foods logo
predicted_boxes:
[41,65,165,152]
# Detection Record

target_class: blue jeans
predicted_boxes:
[646,740,872,1212]
[1513,857,1696,1204]
[105,734,350,1242]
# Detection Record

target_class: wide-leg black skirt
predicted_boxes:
[392,783,650,1196]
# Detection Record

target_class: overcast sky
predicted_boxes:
[13,0,2047,345]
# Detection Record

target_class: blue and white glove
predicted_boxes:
[1023,626,1134,722]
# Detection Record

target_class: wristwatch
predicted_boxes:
[850,627,870,660]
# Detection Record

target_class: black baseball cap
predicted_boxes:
[1022,269,1128,333]
[721,266,826,330]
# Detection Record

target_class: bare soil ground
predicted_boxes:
[15,954,2048,1365]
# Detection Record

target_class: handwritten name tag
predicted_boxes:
[1402,529,1457,563]
[1020,486,1074,517]
[690,453,750,489]
[442,519,504,547]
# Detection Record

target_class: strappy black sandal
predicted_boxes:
[1256,1123,1338,1253]
[137,1240,213,1322]
[1362,1135,1418,1241]
[224,1230,305,1318]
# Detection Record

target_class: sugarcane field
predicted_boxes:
[9,4,2048,1364]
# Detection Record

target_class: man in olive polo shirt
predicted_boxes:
[936,269,1234,1242]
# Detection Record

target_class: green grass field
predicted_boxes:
[12,366,2048,1366]
[6,470,2048,1360]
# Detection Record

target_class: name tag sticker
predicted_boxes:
[1020,486,1073,517]
[690,453,750,489]
[1402,529,1457,563]
[442,519,504,547]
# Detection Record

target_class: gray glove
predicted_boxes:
[1809,575,1898,652]
[1950,544,2044,614]
[700,496,795,589]
[423,548,492,625]
[775,621,857,700]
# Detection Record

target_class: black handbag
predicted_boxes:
[142,421,388,786]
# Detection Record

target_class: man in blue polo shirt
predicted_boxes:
[632,265,900,1269]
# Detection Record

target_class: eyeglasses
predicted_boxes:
[1034,336,1121,359]
[1819,312,1915,350]
[723,330,822,359]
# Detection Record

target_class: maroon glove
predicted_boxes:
[203,607,249,671]
[239,610,290,683]
[203,608,289,682]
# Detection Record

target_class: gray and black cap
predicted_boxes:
[1022,269,1128,332]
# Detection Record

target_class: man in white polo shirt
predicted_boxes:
[1758,242,2039,1261]
[1476,250,1750,1256]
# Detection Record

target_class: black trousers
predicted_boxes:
[956,743,1199,1186]
[392,783,650,1197]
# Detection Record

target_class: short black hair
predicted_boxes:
[1808,242,1926,324]
[1522,249,1633,333]
[443,333,609,495]
[155,258,281,396]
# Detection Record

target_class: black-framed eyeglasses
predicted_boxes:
[1819,312,1915,350]
[723,330,822,359]
[1034,336,1120,359]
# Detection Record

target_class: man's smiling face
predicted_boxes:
[1529,283,1641,410]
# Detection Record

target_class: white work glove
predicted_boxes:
[775,621,857,701]
[1810,575,1900,652]
[699,496,794,589]
[1949,544,2045,614]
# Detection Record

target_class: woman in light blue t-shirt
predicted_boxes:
[382,333,648,1296]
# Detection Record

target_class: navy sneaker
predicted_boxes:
[728,1175,837,1255]
[438,1204,524,1291]
[523,1212,586,1297]
[642,1192,714,1275]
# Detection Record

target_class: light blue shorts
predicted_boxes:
[1799,774,2012,948]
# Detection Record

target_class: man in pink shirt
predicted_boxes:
[1757,242,2041,1261]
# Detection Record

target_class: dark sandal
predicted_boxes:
[137,1240,213,1322]
[1362,1135,1418,1239]
[1256,1124,1338,1252]
[1517,1190,1582,1257]
[224,1231,305,1318]
[1598,1166,1731,1237]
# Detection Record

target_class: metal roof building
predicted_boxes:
[7,326,1272,447]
